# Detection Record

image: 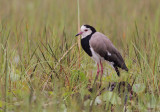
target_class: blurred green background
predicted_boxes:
[0,0,160,111]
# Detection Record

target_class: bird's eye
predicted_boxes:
[84,29,88,32]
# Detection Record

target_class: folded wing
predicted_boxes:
[89,32,128,72]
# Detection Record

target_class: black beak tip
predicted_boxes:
[75,34,79,37]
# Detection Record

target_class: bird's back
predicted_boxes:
[90,32,128,71]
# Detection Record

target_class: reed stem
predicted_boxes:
[77,0,81,68]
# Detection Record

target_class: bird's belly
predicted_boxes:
[90,47,104,63]
[107,61,114,68]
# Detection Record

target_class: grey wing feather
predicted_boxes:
[90,32,128,71]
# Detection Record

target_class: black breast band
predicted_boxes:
[81,35,92,57]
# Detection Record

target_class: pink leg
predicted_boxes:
[100,61,103,75]
[100,61,103,87]
[96,63,100,77]
[92,63,100,88]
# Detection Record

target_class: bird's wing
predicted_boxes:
[89,32,128,70]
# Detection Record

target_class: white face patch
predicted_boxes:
[107,52,111,56]
[81,25,92,38]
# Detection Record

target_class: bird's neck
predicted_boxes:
[80,34,93,57]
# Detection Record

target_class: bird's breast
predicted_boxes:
[81,35,92,57]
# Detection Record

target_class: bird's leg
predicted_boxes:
[92,63,100,89]
[100,60,103,74]
[97,63,100,77]
[100,60,103,87]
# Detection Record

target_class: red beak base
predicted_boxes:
[75,32,83,37]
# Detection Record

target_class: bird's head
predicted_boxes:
[75,25,96,38]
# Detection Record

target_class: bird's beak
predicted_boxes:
[75,31,83,37]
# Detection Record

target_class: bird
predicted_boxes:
[75,25,128,85]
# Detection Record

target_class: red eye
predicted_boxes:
[84,29,88,32]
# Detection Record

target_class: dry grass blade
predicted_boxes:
[30,59,39,78]
[38,45,59,79]
[47,44,58,62]
[77,0,81,68]
[30,46,39,60]
[54,43,77,69]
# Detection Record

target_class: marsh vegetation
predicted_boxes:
[0,0,160,111]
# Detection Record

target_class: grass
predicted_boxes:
[0,0,160,111]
